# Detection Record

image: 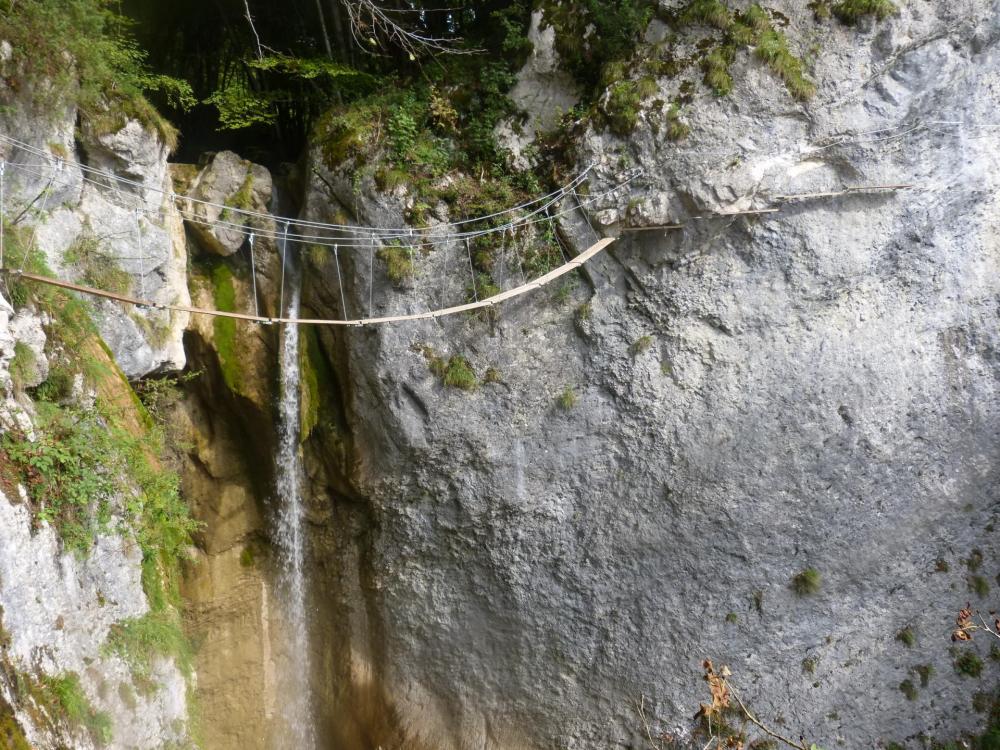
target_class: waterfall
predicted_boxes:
[273,278,315,749]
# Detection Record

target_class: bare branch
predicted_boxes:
[726,682,810,750]
[341,0,479,58]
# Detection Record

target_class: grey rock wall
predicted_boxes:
[300,2,1000,748]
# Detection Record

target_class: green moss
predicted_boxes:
[790,567,821,596]
[802,656,818,674]
[441,355,478,391]
[228,170,255,211]
[209,263,242,395]
[239,546,255,567]
[896,626,915,647]
[576,302,593,322]
[954,651,984,678]
[298,326,336,441]
[725,612,739,624]
[899,679,917,701]
[557,386,578,410]
[377,244,415,286]
[831,0,897,23]
[482,367,502,385]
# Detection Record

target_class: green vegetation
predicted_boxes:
[725,612,739,624]
[830,0,898,23]
[104,609,193,680]
[969,575,991,598]
[240,546,256,567]
[0,0,192,149]
[666,103,691,141]
[9,342,37,392]
[423,348,478,392]
[754,29,815,101]
[208,262,242,395]
[557,386,578,410]
[377,244,415,286]
[899,678,917,701]
[914,664,934,687]
[64,236,132,295]
[482,367,502,385]
[40,672,113,744]
[896,626,915,647]
[790,567,821,596]
[630,335,654,355]
[802,656,817,675]
[967,549,985,572]
[954,651,984,678]
[935,557,951,573]
[0,400,198,558]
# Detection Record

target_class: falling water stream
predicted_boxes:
[274,264,315,749]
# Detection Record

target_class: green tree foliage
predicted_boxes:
[0,0,193,148]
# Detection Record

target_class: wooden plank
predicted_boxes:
[0,237,617,327]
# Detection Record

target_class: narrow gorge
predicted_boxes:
[0,1,999,749]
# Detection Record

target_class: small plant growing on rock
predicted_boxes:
[482,368,502,385]
[557,386,577,410]
[377,244,414,286]
[831,0,897,24]
[725,612,739,624]
[896,626,915,647]
[955,650,984,678]
[441,356,477,391]
[914,664,934,687]
[630,335,654,355]
[790,568,821,596]
[969,575,991,598]
[666,102,690,141]
[899,679,917,701]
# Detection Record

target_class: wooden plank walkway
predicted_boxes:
[0,237,616,327]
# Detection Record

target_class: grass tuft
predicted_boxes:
[790,567,821,596]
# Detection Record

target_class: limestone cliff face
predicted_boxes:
[295,2,1000,748]
[0,80,193,747]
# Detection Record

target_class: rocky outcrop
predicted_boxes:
[296,2,1000,748]
[0,102,190,378]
